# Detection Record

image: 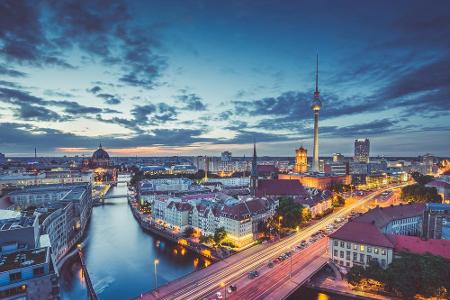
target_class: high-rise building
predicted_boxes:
[0,152,5,165]
[294,146,308,173]
[354,138,370,163]
[221,151,232,162]
[332,153,344,163]
[311,55,322,172]
[422,203,450,240]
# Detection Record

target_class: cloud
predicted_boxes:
[87,86,102,94]
[96,93,121,105]
[0,0,166,88]
[0,64,27,77]
[0,87,117,122]
[0,122,213,153]
[176,90,207,111]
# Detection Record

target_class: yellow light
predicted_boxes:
[154,259,159,265]
[178,239,188,246]
[220,282,225,288]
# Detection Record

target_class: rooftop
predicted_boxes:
[354,203,425,229]
[388,235,450,260]
[0,247,48,273]
[256,179,307,197]
[330,221,395,248]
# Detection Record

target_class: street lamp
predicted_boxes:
[278,216,283,239]
[154,259,159,289]
[220,282,227,300]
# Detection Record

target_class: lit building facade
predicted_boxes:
[279,173,350,190]
[294,146,308,173]
[354,138,370,163]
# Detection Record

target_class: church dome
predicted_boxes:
[92,144,110,160]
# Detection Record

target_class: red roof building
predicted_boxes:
[388,235,450,260]
[255,179,307,198]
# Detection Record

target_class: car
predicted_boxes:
[253,270,259,277]
[273,259,279,264]
[216,292,223,299]
[248,272,255,279]
[268,262,274,268]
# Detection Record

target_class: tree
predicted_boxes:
[213,227,227,245]
[276,197,303,228]
[332,194,345,207]
[411,172,434,185]
[401,184,442,203]
[183,226,194,238]
[199,234,213,244]
[301,207,312,224]
[346,265,365,285]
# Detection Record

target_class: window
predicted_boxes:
[334,250,338,257]
[346,242,351,249]
[353,252,357,261]
[360,254,365,263]
[360,245,365,252]
[334,240,338,246]
[340,251,344,258]
[346,251,350,260]
[346,262,350,267]
[367,246,372,253]
[374,248,379,254]
[367,255,372,263]
[9,272,21,282]
[381,249,386,255]
[33,267,45,276]
[381,259,386,267]
[353,244,357,250]
[340,241,345,247]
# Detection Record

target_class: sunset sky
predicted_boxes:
[1,0,449,157]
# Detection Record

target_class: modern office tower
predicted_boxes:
[221,151,232,162]
[354,138,370,163]
[422,203,450,240]
[311,55,322,172]
[332,153,344,162]
[294,146,308,173]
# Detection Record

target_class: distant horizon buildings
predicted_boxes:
[354,138,370,163]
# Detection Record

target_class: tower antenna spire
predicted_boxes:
[315,54,319,94]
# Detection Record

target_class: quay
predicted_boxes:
[128,196,219,261]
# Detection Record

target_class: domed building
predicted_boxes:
[91,143,111,167]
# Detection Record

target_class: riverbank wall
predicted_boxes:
[128,197,219,261]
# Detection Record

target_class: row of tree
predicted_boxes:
[401,183,442,203]
[347,253,450,299]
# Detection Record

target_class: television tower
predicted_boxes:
[311,55,322,172]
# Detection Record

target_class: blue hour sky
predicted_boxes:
[0,0,449,157]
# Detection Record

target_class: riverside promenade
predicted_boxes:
[128,197,219,261]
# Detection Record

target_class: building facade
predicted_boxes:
[354,139,370,163]
[294,147,308,173]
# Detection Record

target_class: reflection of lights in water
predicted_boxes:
[181,248,186,256]
[156,240,160,247]
[317,292,329,300]
[193,258,199,268]
[78,268,86,286]
[204,259,211,268]
[173,249,178,255]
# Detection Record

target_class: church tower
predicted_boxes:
[250,142,258,195]
[294,146,308,173]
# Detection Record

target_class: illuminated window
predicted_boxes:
[381,249,386,255]
[360,245,365,252]
[367,246,372,253]
[353,244,357,250]
[374,248,379,254]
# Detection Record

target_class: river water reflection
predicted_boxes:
[60,176,208,300]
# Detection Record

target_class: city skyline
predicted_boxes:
[1,1,450,157]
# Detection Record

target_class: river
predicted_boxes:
[60,176,209,300]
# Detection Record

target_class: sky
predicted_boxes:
[0,0,449,157]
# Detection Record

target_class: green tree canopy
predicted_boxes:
[401,184,442,203]
[213,227,227,245]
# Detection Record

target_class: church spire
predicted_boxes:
[250,140,258,195]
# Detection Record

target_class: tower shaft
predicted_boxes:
[313,111,319,172]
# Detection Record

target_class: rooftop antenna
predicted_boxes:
[315,53,319,94]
